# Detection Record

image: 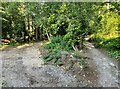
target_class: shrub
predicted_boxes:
[108,50,120,60]
[43,36,73,66]
[43,36,87,68]
[102,37,120,50]
[44,36,73,51]
[90,36,120,60]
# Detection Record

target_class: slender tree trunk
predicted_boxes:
[9,16,13,40]
[35,26,38,40]
[31,16,34,40]
[39,27,42,40]
[24,15,29,42]
[28,15,33,40]
[27,15,30,41]
[46,30,51,42]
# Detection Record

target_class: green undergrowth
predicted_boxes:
[43,36,87,69]
[90,37,120,60]
[44,36,73,51]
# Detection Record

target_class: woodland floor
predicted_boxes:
[0,41,119,88]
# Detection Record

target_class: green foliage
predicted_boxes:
[2,2,119,61]
[102,37,120,60]
[44,42,55,49]
[73,53,82,59]
[102,37,120,50]
[2,2,97,49]
[108,50,120,60]
[91,37,120,60]
[44,36,73,51]
[43,47,61,64]
[43,36,87,68]
[89,2,120,60]
[43,36,73,65]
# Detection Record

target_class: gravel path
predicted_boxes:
[1,42,119,88]
[86,42,119,87]
[1,42,77,87]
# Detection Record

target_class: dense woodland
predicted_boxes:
[1,2,120,60]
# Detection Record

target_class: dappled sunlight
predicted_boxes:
[1,2,119,87]
[1,41,48,51]
[1,43,34,51]
[16,43,33,49]
[0,44,9,51]
[43,41,50,45]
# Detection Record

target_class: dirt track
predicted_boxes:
[86,42,119,87]
[1,42,77,87]
[1,42,119,87]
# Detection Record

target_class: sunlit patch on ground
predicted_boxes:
[16,43,33,49]
[0,45,8,50]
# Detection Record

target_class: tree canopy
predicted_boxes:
[1,2,120,51]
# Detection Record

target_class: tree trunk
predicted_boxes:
[46,30,51,42]
[27,15,30,41]
[39,27,42,40]
[35,26,38,40]
[24,15,29,42]
[9,16,13,40]
[28,15,33,40]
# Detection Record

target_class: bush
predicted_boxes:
[90,37,120,60]
[44,36,73,51]
[43,36,87,69]
[51,36,63,44]
[91,37,120,49]
[108,50,120,60]
[43,36,73,66]
[102,37,120,50]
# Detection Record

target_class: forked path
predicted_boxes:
[86,42,119,87]
[1,42,119,87]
